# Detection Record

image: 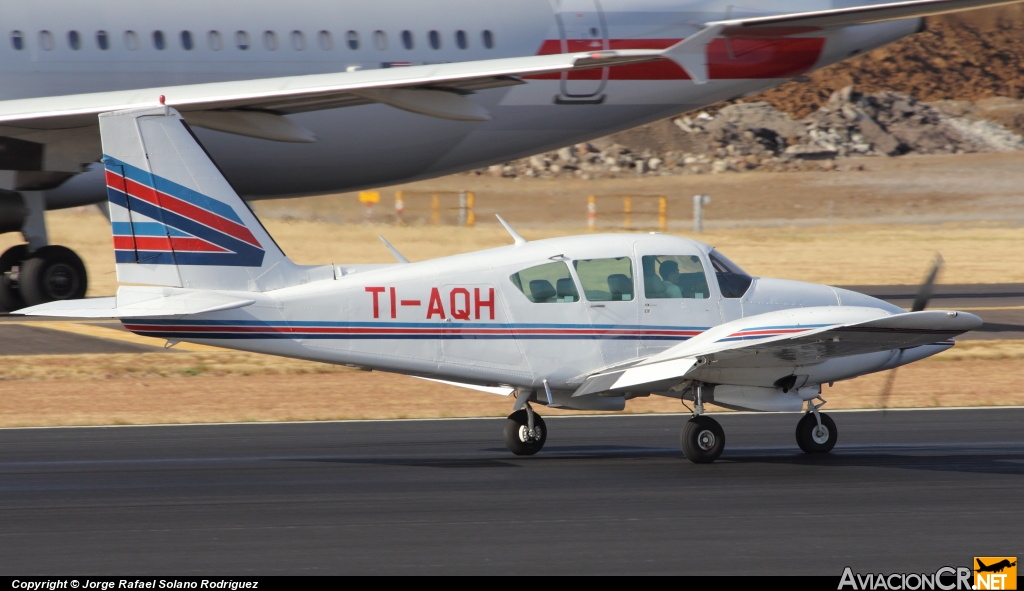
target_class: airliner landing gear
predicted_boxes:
[503,405,547,456]
[796,402,838,454]
[681,382,725,464]
[0,243,87,310]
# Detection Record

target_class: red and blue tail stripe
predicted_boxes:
[104,155,264,267]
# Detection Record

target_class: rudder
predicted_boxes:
[101,106,300,291]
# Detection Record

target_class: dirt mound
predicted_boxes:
[757,7,1024,118]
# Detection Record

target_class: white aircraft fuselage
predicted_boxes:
[2,0,921,206]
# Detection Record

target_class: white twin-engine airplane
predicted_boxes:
[0,0,1021,311]
[16,107,982,463]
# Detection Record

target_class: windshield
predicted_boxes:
[708,250,753,298]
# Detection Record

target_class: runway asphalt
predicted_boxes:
[1,409,1021,575]
[1,283,1022,355]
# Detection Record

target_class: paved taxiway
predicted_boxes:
[1,409,1022,575]
[1,283,1022,356]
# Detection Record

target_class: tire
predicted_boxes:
[0,244,30,311]
[681,415,725,464]
[796,412,838,454]
[503,409,547,456]
[18,245,88,306]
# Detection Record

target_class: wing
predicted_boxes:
[572,306,982,396]
[1,0,1018,133]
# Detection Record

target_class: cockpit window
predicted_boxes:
[574,257,633,301]
[510,262,578,303]
[708,250,753,298]
[641,255,710,299]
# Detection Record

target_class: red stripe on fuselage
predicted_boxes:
[528,37,824,81]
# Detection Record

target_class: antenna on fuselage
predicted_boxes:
[496,214,526,245]
[378,236,410,263]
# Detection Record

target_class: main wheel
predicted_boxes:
[18,245,88,306]
[796,412,838,454]
[503,409,547,456]
[681,415,725,464]
[0,244,30,311]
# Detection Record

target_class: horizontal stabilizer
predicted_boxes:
[14,291,254,318]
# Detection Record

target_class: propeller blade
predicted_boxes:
[911,253,944,312]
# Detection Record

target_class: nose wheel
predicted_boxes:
[681,415,725,464]
[503,408,547,456]
[796,411,838,453]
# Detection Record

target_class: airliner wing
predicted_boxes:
[0,49,667,135]
[572,307,981,396]
[0,0,1016,136]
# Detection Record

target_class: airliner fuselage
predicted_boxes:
[1,0,920,205]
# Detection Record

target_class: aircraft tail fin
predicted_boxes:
[100,106,302,291]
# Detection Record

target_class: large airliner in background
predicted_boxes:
[0,0,1018,310]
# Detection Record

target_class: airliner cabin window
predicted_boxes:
[482,29,494,49]
[207,31,223,51]
[346,30,359,50]
[180,30,194,50]
[455,30,467,49]
[509,262,579,303]
[708,250,753,298]
[123,30,139,51]
[235,30,250,50]
[11,31,24,51]
[401,30,413,50]
[373,30,387,50]
[641,255,710,299]
[152,30,166,50]
[96,30,109,50]
[39,30,55,51]
[318,30,333,50]
[574,257,634,301]
[68,31,81,50]
[290,31,306,51]
[263,31,278,50]
[428,30,441,49]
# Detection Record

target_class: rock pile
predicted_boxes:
[477,88,1024,179]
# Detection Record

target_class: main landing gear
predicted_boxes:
[795,399,838,454]
[680,383,725,464]
[503,403,547,456]
[0,243,88,311]
[679,385,839,464]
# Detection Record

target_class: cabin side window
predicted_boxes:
[39,30,55,51]
[180,30,194,50]
[123,30,139,51]
[208,30,223,51]
[96,30,109,50]
[641,255,710,299]
[152,30,166,50]
[11,31,25,50]
[509,262,579,304]
[318,30,333,50]
[291,30,306,51]
[346,30,359,50]
[573,257,634,301]
[68,30,81,50]
[235,30,250,50]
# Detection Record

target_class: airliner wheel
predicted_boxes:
[796,412,838,454]
[0,244,30,311]
[18,245,88,306]
[503,409,547,456]
[681,415,725,464]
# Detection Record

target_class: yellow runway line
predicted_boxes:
[954,305,1024,312]
[24,321,227,352]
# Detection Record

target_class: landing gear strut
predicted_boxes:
[680,382,725,464]
[796,399,838,454]
[0,243,87,310]
[503,403,547,456]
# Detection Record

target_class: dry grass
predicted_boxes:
[2,209,1021,299]
[1,342,1021,427]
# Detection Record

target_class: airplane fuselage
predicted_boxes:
[0,0,922,206]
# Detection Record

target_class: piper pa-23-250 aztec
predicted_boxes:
[0,0,1021,311]
[15,106,982,463]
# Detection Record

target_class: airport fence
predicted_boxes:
[587,194,668,232]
